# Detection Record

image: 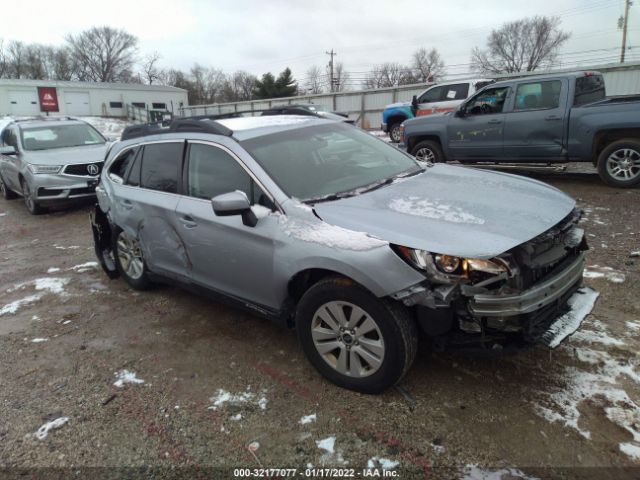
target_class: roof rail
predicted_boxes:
[13,116,79,123]
[120,118,233,141]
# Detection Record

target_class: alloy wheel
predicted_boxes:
[116,231,145,280]
[415,147,436,163]
[606,148,640,181]
[311,301,385,378]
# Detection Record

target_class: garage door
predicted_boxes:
[65,92,91,116]
[8,90,40,116]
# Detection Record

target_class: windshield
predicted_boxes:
[241,123,421,201]
[21,124,106,151]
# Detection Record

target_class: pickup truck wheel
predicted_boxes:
[597,139,640,187]
[296,277,418,393]
[0,174,18,200]
[389,122,403,143]
[114,229,152,290]
[411,140,444,163]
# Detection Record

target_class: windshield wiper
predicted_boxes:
[359,167,424,194]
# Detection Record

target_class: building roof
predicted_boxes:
[0,78,187,93]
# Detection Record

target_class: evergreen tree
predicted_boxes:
[254,68,297,99]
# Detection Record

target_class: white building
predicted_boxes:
[0,79,189,117]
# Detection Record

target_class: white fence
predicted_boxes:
[178,61,640,130]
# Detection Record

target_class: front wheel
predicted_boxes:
[114,229,152,290]
[295,277,418,393]
[388,122,403,143]
[411,140,444,163]
[597,139,640,188]
[20,178,43,215]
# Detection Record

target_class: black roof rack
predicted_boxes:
[13,116,79,123]
[120,118,233,141]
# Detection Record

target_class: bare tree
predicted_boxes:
[23,44,49,79]
[221,70,257,102]
[332,62,350,92]
[190,64,226,104]
[412,48,445,82]
[47,47,78,80]
[7,41,26,78]
[141,51,162,84]
[471,16,570,74]
[66,26,138,82]
[364,62,412,89]
[304,65,326,94]
[0,40,7,78]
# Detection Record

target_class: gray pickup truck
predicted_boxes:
[400,71,640,187]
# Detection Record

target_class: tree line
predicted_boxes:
[0,16,570,103]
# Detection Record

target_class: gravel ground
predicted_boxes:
[0,145,639,479]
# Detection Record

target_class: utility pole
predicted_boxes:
[620,0,632,63]
[326,49,336,92]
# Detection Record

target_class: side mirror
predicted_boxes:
[411,95,418,115]
[454,106,466,118]
[0,146,17,155]
[211,191,258,227]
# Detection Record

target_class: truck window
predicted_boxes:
[514,80,562,111]
[574,75,605,106]
[466,86,510,115]
[443,84,469,100]
[419,86,445,103]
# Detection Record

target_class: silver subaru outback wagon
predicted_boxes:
[91,115,590,393]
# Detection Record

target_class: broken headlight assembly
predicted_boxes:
[393,245,511,285]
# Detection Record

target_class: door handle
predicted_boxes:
[545,115,562,121]
[487,119,502,125]
[121,199,133,210]
[179,215,198,228]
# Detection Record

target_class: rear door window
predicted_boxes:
[140,142,182,193]
[442,83,469,100]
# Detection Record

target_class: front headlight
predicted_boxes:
[394,245,508,284]
[28,164,62,174]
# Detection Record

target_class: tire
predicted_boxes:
[0,174,18,200]
[113,228,152,290]
[411,140,445,163]
[597,139,640,188]
[295,276,418,393]
[20,178,43,215]
[388,122,403,143]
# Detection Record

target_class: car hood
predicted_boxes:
[313,164,576,258]
[385,101,411,110]
[404,112,452,127]
[24,144,108,165]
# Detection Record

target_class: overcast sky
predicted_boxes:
[2,0,637,86]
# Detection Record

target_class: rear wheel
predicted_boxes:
[411,140,444,163]
[114,229,152,290]
[0,174,18,200]
[20,178,43,215]
[597,139,640,188]
[296,276,418,393]
[389,122,403,143]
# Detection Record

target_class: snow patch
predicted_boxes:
[0,277,70,316]
[31,338,48,343]
[251,205,274,219]
[389,196,485,224]
[208,388,268,411]
[35,417,69,440]
[584,265,625,284]
[315,436,346,465]
[299,413,317,425]
[620,443,640,460]
[462,465,539,480]
[367,457,400,470]
[47,267,61,273]
[113,369,145,387]
[69,261,98,273]
[540,288,599,348]
[279,217,386,251]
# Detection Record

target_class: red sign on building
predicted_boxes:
[37,87,59,112]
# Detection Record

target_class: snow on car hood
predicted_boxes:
[24,143,108,165]
[313,164,576,259]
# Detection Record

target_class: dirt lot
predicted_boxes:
[0,168,639,479]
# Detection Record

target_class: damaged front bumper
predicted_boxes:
[394,252,595,350]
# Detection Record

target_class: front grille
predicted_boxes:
[509,208,586,290]
[64,162,103,177]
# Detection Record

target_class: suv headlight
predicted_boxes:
[28,164,62,174]
[393,245,508,284]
